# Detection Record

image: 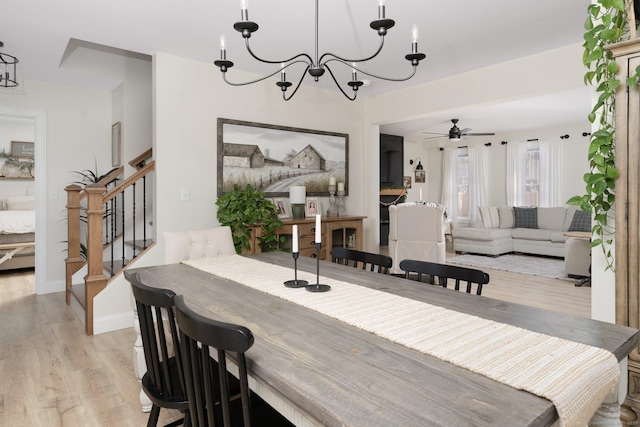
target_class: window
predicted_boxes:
[457,148,469,219]
[525,145,540,206]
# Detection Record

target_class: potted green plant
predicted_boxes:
[216,184,285,254]
[71,159,119,184]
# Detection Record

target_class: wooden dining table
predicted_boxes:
[126,251,639,427]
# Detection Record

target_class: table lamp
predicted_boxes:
[290,185,306,219]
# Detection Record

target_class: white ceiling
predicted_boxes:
[1,0,591,136]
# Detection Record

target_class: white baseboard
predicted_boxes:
[44,279,65,294]
[93,311,134,335]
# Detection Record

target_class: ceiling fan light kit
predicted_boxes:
[214,0,426,101]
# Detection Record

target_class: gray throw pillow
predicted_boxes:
[513,207,538,229]
[568,210,591,232]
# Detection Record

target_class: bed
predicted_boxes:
[0,196,35,271]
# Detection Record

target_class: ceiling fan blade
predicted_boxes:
[461,132,496,136]
[423,135,446,140]
[459,128,472,134]
[421,131,447,135]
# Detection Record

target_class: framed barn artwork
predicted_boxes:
[217,118,348,197]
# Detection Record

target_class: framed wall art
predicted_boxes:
[112,121,122,167]
[217,118,348,197]
[10,141,34,158]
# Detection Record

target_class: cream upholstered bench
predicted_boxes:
[162,226,236,264]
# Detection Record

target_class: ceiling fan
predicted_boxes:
[422,119,495,141]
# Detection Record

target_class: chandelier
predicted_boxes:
[0,42,18,88]
[214,0,426,101]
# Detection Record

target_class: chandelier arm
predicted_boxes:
[244,39,313,65]
[221,64,302,87]
[324,58,418,82]
[283,65,311,101]
[319,36,385,66]
[323,64,357,101]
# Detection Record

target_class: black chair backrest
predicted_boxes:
[331,247,393,274]
[399,259,490,296]
[129,272,186,404]
[175,294,255,427]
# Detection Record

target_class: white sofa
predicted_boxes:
[453,206,589,258]
[388,202,446,274]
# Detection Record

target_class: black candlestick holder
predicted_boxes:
[284,252,308,288]
[306,242,331,292]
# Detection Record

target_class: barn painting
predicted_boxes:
[217,118,348,197]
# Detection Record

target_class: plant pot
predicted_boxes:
[1,163,21,178]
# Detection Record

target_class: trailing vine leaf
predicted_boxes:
[569,0,640,271]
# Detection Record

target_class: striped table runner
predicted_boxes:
[184,255,619,427]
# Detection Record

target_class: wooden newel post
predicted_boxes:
[84,183,108,335]
[65,184,84,305]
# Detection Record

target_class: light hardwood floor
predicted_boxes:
[382,242,591,318]
[0,249,590,426]
[0,269,183,426]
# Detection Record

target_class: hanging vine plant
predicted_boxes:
[567,0,639,270]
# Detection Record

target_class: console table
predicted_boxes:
[249,216,365,259]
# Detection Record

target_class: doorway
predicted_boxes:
[0,106,46,295]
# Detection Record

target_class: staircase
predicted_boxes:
[65,149,155,335]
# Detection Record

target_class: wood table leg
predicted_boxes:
[590,390,622,426]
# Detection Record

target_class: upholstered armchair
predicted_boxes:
[388,203,446,274]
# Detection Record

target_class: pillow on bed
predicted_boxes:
[6,196,35,211]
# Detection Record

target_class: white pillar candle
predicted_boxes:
[329,176,336,185]
[292,224,299,253]
[419,188,422,201]
[337,182,345,192]
[315,214,321,244]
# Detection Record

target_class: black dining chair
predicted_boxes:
[129,272,190,427]
[399,259,490,296]
[174,295,294,427]
[330,247,393,274]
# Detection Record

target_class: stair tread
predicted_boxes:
[70,284,86,309]
[125,239,153,250]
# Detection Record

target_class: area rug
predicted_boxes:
[447,254,573,281]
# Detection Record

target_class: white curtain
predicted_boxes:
[539,137,563,207]
[467,145,488,226]
[506,141,528,206]
[441,147,458,226]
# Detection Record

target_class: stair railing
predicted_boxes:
[65,160,155,335]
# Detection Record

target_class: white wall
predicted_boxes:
[152,52,366,262]
[0,81,111,292]
[116,56,153,175]
[0,117,34,153]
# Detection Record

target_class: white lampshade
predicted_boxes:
[289,185,306,204]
